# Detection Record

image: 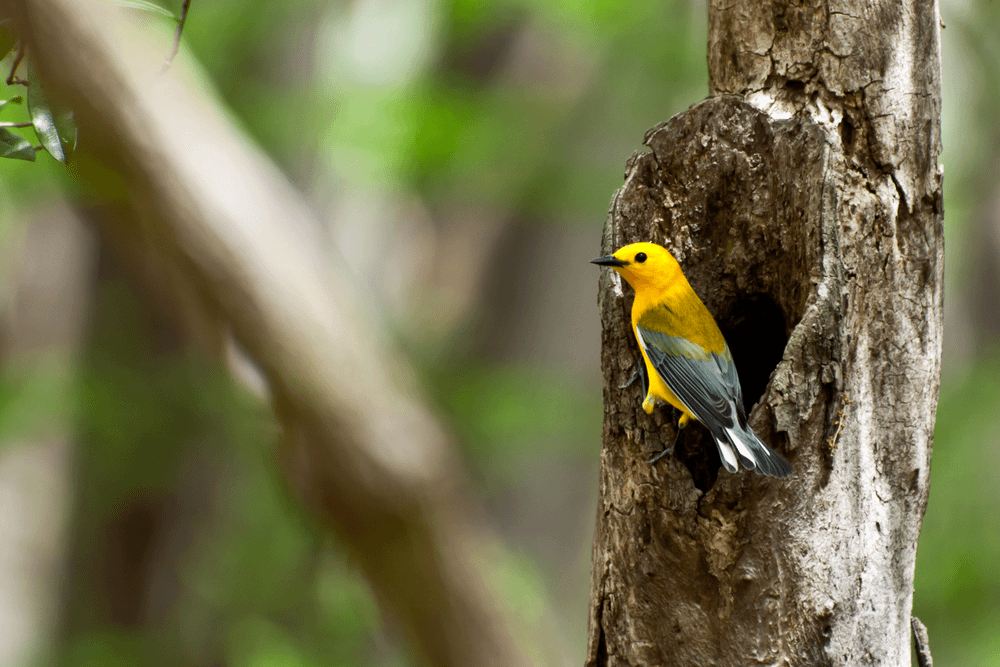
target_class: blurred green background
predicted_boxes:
[0,0,995,665]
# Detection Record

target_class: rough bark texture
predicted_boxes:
[586,1,942,665]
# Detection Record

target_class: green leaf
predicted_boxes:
[27,60,77,164]
[0,128,35,161]
[0,24,15,61]
[0,96,23,112]
[104,0,179,22]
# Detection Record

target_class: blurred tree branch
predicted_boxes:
[0,0,566,665]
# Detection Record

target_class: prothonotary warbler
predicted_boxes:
[591,242,792,477]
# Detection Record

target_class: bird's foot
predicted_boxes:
[648,418,683,465]
[620,369,640,389]
[621,362,649,395]
[647,446,674,464]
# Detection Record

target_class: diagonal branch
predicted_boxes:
[1,0,563,665]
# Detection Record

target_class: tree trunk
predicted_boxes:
[586,1,943,665]
[0,204,94,667]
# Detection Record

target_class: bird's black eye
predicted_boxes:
[635,252,647,263]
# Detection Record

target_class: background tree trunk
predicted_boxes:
[0,204,93,667]
[4,1,572,666]
[586,1,943,665]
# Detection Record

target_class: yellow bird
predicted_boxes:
[591,242,792,477]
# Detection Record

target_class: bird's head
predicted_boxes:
[590,242,682,292]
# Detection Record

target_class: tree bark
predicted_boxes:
[586,1,943,665]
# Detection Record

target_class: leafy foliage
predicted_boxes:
[27,60,76,164]
[0,127,33,160]
[0,51,77,164]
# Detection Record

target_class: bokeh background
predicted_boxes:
[0,0,996,665]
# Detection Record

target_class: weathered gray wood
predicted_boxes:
[912,616,934,667]
[587,1,943,664]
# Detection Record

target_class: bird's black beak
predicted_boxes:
[590,255,628,267]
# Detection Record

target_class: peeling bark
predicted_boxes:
[587,1,942,665]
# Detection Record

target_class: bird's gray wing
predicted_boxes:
[635,324,741,434]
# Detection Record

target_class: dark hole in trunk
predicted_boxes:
[674,292,788,490]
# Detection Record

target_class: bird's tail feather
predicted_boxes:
[722,425,793,478]
[715,438,739,474]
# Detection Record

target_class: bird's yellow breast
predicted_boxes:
[631,283,727,355]
[632,327,690,416]
[628,280,727,419]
